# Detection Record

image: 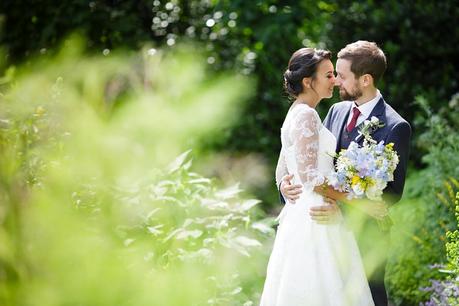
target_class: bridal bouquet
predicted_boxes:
[327,117,399,201]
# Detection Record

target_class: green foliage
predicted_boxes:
[70,150,273,306]
[446,192,459,276]
[1,1,458,166]
[386,194,449,304]
[0,38,272,305]
[418,192,459,305]
[0,0,154,57]
[1,1,458,213]
[386,93,459,304]
[0,1,333,186]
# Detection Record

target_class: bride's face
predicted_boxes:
[310,59,335,99]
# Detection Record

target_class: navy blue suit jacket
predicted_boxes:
[323,97,411,204]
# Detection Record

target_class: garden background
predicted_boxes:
[1,1,458,305]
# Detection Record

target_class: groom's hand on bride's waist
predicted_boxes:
[280,174,302,203]
[309,198,342,224]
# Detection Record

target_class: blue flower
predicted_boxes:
[328,133,399,201]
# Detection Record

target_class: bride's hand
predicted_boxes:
[280,174,303,204]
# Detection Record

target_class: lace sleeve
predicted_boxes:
[290,107,325,189]
[275,147,288,190]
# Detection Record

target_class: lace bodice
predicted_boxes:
[275,104,337,191]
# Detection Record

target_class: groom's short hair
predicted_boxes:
[338,41,387,84]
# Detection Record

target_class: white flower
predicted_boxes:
[370,116,379,124]
[378,179,387,188]
[352,183,365,197]
[366,185,383,201]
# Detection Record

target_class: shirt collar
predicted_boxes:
[353,90,382,118]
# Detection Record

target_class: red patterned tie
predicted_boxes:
[346,107,361,132]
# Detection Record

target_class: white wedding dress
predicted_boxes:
[260,104,374,306]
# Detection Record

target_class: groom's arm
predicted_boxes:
[276,157,288,204]
[278,182,289,205]
[275,149,288,204]
[383,121,412,204]
[276,149,300,204]
[278,182,286,204]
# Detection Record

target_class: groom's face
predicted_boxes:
[335,59,362,101]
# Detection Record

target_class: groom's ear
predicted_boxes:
[361,74,374,88]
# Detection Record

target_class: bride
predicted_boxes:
[259,48,374,306]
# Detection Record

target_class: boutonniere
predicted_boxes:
[355,116,385,142]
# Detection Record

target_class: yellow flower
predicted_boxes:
[386,142,394,150]
[351,175,361,186]
[351,176,374,190]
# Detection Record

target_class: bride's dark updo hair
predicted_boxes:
[284,48,332,98]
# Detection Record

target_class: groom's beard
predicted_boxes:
[339,85,363,101]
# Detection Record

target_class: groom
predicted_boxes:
[279,41,411,305]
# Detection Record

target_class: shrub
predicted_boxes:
[0,38,273,306]
[386,94,459,305]
[420,192,459,305]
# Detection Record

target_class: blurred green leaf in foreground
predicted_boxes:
[0,35,272,306]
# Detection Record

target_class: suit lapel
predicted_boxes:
[335,102,353,152]
[353,97,386,144]
[361,97,385,123]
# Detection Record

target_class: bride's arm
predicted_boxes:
[291,108,325,189]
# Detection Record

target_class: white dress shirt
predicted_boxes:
[346,90,382,127]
